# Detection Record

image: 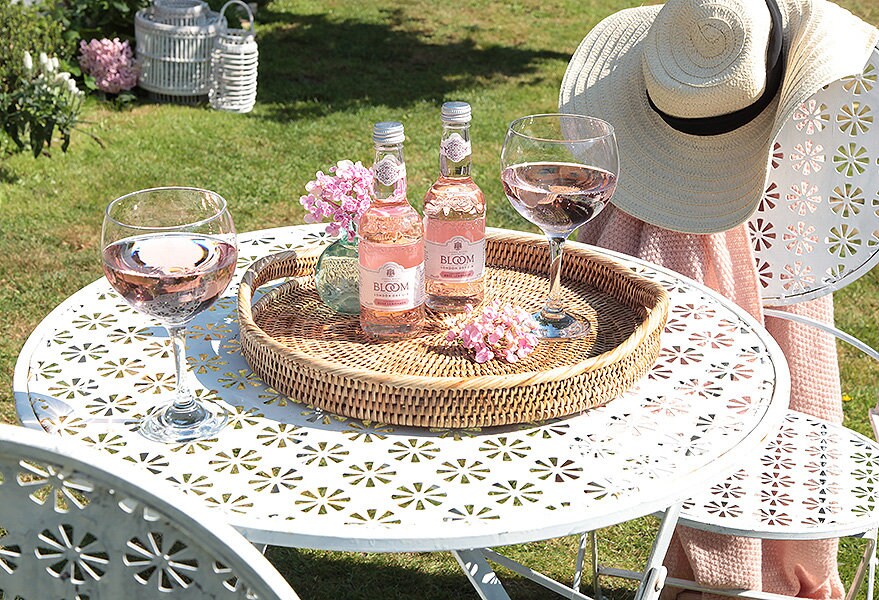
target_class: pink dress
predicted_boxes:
[579,205,844,599]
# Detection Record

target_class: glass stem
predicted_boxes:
[168,325,196,413]
[541,235,567,321]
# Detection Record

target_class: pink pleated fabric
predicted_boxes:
[578,205,844,599]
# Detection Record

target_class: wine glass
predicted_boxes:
[501,114,619,339]
[101,187,238,443]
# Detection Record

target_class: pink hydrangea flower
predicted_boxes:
[79,38,139,94]
[299,160,374,241]
[447,300,539,364]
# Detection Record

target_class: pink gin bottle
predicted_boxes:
[423,102,486,312]
[359,121,425,339]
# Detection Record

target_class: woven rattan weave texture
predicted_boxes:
[238,230,668,428]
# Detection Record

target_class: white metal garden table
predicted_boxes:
[13,224,790,600]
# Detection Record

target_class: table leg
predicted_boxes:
[589,531,602,600]
[453,549,513,600]
[456,503,681,600]
[572,532,588,594]
[480,547,593,599]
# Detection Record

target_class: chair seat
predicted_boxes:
[678,410,879,540]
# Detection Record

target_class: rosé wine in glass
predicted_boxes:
[102,233,237,325]
[101,187,237,443]
[500,114,619,339]
[501,162,616,237]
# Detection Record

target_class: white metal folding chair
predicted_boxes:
[0,422,301,599]
[588,46,879,600]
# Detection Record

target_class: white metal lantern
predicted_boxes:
[209,0,258,113]
[135,0,225,103]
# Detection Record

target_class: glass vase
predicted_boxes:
[315,235,360,314]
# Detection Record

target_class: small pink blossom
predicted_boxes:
[299,160,374,241]
[447,300,539,364]
[475,347,495,363]
[79,38,139,94]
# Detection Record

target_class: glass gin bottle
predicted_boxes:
[423,101,486,312]
[359,121,425,338]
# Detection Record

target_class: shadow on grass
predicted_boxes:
[255,7,568,121]
[267,546,641,599]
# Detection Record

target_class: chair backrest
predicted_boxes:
[0,423,300,600]
[748,45,879,306]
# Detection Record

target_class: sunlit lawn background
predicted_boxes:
[1,0,878,597]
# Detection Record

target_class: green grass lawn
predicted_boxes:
[2,1,878,598]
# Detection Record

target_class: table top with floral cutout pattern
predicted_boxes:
[13,225,789,551]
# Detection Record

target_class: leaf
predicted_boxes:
[30,131,44,157]
[3,120,25,150]
[44,119,56,148]
[29,119,55,157]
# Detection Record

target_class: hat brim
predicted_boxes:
[560,6,776,234]
[560,1,879,235]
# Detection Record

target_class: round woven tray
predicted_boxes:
[238,230,669,428]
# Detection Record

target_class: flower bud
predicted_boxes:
[23,51,33,71]
[39,52,48,67]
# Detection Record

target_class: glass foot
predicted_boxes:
[140,402,229,443]
[532,311,590,339]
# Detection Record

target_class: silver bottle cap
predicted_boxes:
[441,101,471,124]
[373,121,405,145]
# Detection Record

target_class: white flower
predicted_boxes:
[39,52,48,67]
[23,51,33,71]
[50,57,59,71]
[66,78,79,94]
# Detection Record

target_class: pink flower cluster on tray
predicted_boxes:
[300,160,374,241]
[79,38,139,94]
[447,300,539,363]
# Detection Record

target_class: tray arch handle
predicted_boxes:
[237,247,321,328]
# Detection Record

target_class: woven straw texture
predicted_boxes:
[238,231,668,428]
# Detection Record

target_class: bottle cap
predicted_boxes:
[441,101,471,124]
[373,121,405,145]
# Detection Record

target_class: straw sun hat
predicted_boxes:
[559,0,878,234]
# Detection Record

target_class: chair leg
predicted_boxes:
[867,529,877,600]
[870,407,879,448]
[845,529,877,600]
[634,503,682,600]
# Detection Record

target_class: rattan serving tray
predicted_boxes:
[238,230,669,428]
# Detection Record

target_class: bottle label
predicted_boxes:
[359,261,425,311]
[424,236,485,283]
[373,156,406,187]
[440,133,471,163]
